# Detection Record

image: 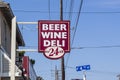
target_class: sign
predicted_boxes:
[76,65,90,71]
[22,56,29,78]
[44,46,65,59]
[22,56,37,80]
[38,20,70,59]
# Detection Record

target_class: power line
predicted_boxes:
[64,0,70,19]
[19,45,120,49]
[71,0,83,46]
[66,0,83,69]
[72,45,120,49]
[65,45,120,69]
[12,10,120,14]
[68,0,74,20]
[48,0,51,19]
[66,66,118,75]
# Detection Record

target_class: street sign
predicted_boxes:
[38,20,70,59]
[76,65,90,71]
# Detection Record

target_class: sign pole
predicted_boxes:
[11,16,16,80]
[76,65,90,80]
[83,71,86,80]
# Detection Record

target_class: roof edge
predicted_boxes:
[0,2,25,46]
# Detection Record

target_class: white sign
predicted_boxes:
[44,46,65,59]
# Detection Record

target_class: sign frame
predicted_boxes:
[38,20,70,59]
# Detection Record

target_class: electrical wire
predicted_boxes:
[72,45,120,49]
[65,45,120,70]
[65,45,120,69]
[71,0,83,46]
[68,0,74,20]
[65,0,83,69]
[13,10,120,14]
[65,0,75,68]
[64,0,70,19]
[48,0,51,19]
[66,66,119,75]
[19,45,120,49]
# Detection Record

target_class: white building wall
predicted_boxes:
[0,12,10,75]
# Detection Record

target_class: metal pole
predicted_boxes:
[61,57,65,80]
[117,74,120,80]
[83,71,86,80]
[17,22,38,24]
[16,47,82,52]
[60,0,63,20]
[10,16,16,80]
[55,66,59,80]
[60,0,65,80]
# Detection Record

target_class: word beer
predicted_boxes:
[38,20,70,59]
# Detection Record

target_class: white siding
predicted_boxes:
[0,48,10,76]
[0,16,10,74]
[0,11,11,76]
[0,50,2,74]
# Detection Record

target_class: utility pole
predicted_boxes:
[60,0,65,80]
[117,74,120,80]
[55,66,59,80]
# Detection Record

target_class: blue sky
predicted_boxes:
[4,0,120,80]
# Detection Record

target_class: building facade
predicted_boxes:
[0,2,38,80]
[0,1,25,80]
[22,56,37,80]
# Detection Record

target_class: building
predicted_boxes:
[0,1,38,80]
[0,1,25,80]
[22,56,37,80]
